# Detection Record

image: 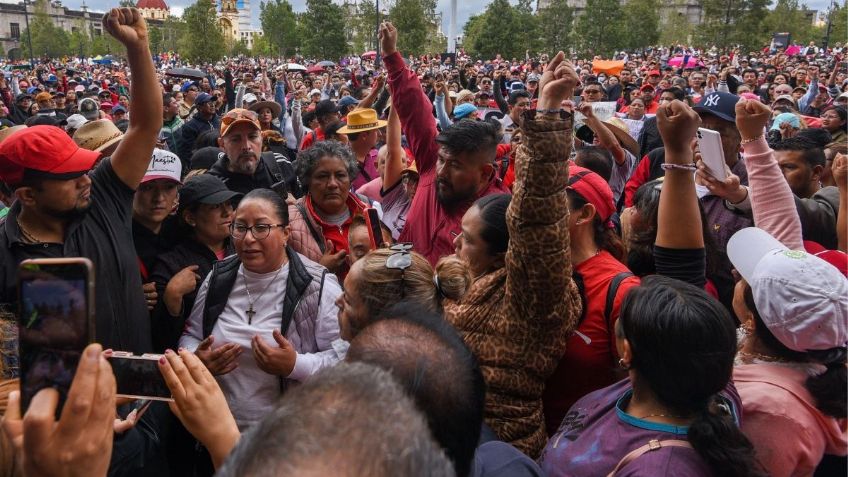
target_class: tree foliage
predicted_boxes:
[573,0,624,57]
[622,0,660,49]
[463,0,538,59]
[537,0,573,55]
[827,2,847,49]
[22,0,71,59]
[260,0,299,57]
[301,0,348,59]
[180,0,226,63]
[697,0,770,49]
[659,10,694,46]
[762,0,814,44]
[351,0,377,54]
[389,0,443,56]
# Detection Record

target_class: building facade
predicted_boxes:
[537,0,703,24]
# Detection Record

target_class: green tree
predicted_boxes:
[352,0,377,54]
[622,0,660,49]
[22,0,72,59]
[251,33,273,56]
[762,0,813,44]
[160,15,185,53]
[301,0,348,59]
[659,10,694,46]
[573,0,624,57]
[69,29,91,58]
[698,0,769,49]
[827,2,847,49]
[179,0,226,63]
[537,0,573,55]
[260,0,300,57]
[229,38,251,56]
[389,0,443,56]
[463,0,536,59]
[91,33,123,56]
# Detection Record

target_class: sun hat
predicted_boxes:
[0,125,101,186]
[73,119,124,152]
[727,227,848,352]
[337,108,387,134]
[248,100,282,118]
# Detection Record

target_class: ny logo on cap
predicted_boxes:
[703,94,720,107]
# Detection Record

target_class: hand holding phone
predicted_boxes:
[364,208,383,249]
[696,128,727,181]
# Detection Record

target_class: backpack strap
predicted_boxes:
[604,272,634,330]
[606,439,693,477]
[261,151,284,182]
[295,202,326,254]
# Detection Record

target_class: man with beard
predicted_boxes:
[177,92,221,163]
[0,7,162,355]
[381,22,509,265]
[207,108,296,197]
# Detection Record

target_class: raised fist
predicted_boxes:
[102,7,148,50]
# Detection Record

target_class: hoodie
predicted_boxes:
[734,362,847,477]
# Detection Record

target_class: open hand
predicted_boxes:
[195,336,241,375]
[102,7,148,50]
[251,329,297,377]
[319,240,347,274]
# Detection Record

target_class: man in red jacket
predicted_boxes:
[380,22,509,265]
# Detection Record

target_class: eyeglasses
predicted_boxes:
[222,108,258,126]
[386,243,413,298]
[230,223,285,240]
[584,89,603,95]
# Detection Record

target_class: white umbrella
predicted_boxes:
[286,63,306,71]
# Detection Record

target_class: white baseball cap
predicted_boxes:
[242,93,258,104]
[65,114,88,132]
[728,227,848,352]
[142,148,182,184]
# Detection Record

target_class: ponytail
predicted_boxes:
[592,216,626,262]
[687,396,766,477]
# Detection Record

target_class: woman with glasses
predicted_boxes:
[288,140,371,279]
[179,188,342,431]
[442,53,582,458]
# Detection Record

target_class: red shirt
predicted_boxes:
[305,193,369,279]
[386,52,510,265]
[542,251,640,435]
[299,126,325,151]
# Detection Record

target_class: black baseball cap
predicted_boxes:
[180,174,242,207]
[189,146,224,171]
[315,99,339,117]
[693,91,740,123]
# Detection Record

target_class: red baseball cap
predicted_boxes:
[804,240,848,277]
[567,165,615,223]
[640,84,655,92]
[0,125,100,186]
[648,70,661,77]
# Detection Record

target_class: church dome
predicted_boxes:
[136,0,169,10]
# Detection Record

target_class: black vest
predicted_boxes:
[202,245,324,338]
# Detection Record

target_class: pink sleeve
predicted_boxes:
[742,409,821,477]
[743,136,804,250]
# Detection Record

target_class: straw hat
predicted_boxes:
[73,119,124,152]
[337,108,387,134]
[0,125,26,144]
[603,117,640,157]
[249,100,282,119]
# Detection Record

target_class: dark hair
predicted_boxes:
[435,119,501,158]
[574,146,613,182]
[240,188,289,225]
[295,140,359,189]
[507,89,532,106]
[566,188,625,261]
[794,127,833,148]
[347,302,485,477]
[662,86,686,101]
[162,92,175,107]
[217,362,454,477]
[772,137,826,168]
[323,120,347,140]
[194,129,221,153]
[742,68,757,77]
[302,110,317,126]
[823,105,847,130]
[743,285,846,418]
[473,193,510,257]
[619,275,764,477]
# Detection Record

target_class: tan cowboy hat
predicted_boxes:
[337,108,387,134]
[249,100,282,119]
[603,117,640,157]
[73,119,124,152]
[0,125,27,144]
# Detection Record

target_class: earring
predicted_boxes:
[618,358,630,370]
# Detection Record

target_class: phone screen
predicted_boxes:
[109,355,173,401]
[365,208,383,250]
[18,259,94,417]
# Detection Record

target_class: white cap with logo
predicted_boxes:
[142,148,182,184]
[728,227,848,352]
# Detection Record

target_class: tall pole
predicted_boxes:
[375,0,380,67]
[23,0,34,64]
[822,0,835,52]
[447,0,456,53]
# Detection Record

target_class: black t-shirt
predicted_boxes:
[132,216,181,282]
[0,159,152,353]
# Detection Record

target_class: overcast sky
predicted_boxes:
[4,0,838,32]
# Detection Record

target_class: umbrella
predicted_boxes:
[667,56,703,68]
[318,60,336,67]
[361,51,377,59]
[165,67,206,80]
[286,63,306,71]
[306,65,325,74]
[591,60,625,76]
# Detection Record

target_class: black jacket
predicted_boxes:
[207,151,304,198]
[178,113,220,163]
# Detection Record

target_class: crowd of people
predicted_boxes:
[0,6,845,477]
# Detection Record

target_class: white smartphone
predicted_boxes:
[696,128,726,181]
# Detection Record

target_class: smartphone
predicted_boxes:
[17,258,95,417]
[108,352,173,401]
[364,207,383,249]
[696,128,727,181]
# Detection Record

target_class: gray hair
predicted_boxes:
[216,362,456,477]
[294,140,359,190]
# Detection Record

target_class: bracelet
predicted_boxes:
[741,135,764,145]
[660,163,698,171]
[536,108,563,114]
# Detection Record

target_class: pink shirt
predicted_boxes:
[734,363,847,477]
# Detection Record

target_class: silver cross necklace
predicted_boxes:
[241,266,282,324]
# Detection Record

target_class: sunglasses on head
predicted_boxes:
[222,109,258,125]
[385,243,413,298]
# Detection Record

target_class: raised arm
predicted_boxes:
[379,22,439,175]
[356,74,384,111]
[505,52,580,331]
[577,102,625,164]
[655,100,703,250]
[382,104,406,190]
[433,89,452,131]
[834,153,847,253]
[104,7,162,190]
